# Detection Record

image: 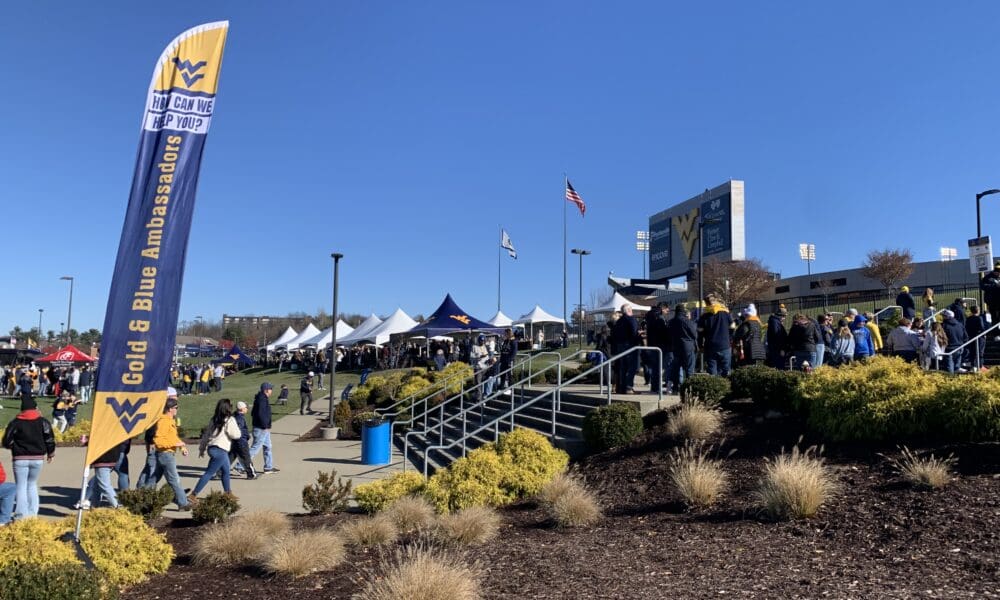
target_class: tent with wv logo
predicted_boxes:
[34,344,96,366]
[212,343,255,367]
[403,294,505,339]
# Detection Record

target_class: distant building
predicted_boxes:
[222,314,300,326]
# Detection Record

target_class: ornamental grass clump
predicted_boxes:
[339,514,399,548]
[549,484,602,528]
[356,545,481,600]
[536,471,586,507]
[193,521,271,567]
[667,402,723,440]
[263,529,345,578]
[757,444,834,520]
[384,495,436,533]
[668,440,731,508]
[433,506,501,547]
[885,446,956,490]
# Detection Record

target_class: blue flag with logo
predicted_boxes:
[87,22,229,464]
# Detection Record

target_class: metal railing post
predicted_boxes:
[461,391,467,457]
[438,403,444,445]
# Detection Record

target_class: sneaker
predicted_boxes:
[263,467,280,473]
[177,504,193,512]
[186,493,198,505]
[246,474,257,480]
[73,500,92,510]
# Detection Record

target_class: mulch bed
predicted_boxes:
[125,408,1000,599]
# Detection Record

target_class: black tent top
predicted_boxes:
[405,294,505,338]
[213,344,256,366]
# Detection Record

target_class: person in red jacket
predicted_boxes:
[0,461,16,524]
[2,392,56,519]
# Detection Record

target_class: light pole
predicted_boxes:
[635,231,649,278]
[329,252,343,427]
[38,309,43,345]
[60,276,74,344]
[798,243,815,276]
[940,246,957,291]
[571,249,591,350]
[976,189,1000,306]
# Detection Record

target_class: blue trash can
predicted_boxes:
[361,419,391,465]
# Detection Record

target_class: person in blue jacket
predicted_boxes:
[852,315,875,360]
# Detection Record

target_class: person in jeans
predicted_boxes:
[0,460,18,524]
[697,294,734,376]
[189,399,241,501]
[230,401,257,479]
[299,372,314,415]
[79,441,124,509]
[146,397,191,510]
[2,392,56,519]
[250,382,279,473]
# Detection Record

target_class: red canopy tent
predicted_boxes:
[35,344,95,365]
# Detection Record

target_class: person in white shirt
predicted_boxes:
[189,398,241,501]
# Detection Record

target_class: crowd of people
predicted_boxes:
[0,363,93,402]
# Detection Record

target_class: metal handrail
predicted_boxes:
[934,320,1000,371]
[919,307,946,325]
[419,345,662,477]
[872,305,902,324]
[402,350,592,471]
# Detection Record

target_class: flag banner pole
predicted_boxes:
[563,176,568,328]
[77,21,229,542]
[498,226,502,312]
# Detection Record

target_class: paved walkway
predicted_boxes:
[33,406,415,520]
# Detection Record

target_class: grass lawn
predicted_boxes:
[0,367,361,439]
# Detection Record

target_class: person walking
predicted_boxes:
[136,388,174,488]
[645,303,672,393]
[189,399,241,502]
[250,382,279,473]
[0,461,16,525]
[733,304,766,367]
[698,294,734,376]
[766,305,789,369]
[895,286,916,320]
[230,401,257,479]
[2,391,56,519]
[852,315,876,361]
[79,441,124,509]
[941,309,969,373]
[299,372,315,415]
[886,318,921,364]
[667,304,698,391]
[815,314,833,368]
[147,397,192,511]
[966,305,987,368]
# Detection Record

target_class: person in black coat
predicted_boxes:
[644,303,672,393]
[895,286,916,320]
[611,305,641,394]
[966,305,987,367]
[667,305,698,391]
[249,382,278,473]
[766,306,789,369]
[981,262,1000,329]
[733,304,766,366]
[698,294,734,377]
[788,314,820,371]
[941,310,968,373]
[229,400,257,479]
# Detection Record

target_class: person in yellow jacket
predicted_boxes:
[199,365,211,395]
[150,398,191,510]
[863,312,884,352]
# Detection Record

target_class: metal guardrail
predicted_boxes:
[402,350,593,472]
[934,320,1000,372]
[872,305,902,324]
[418,346,662,477]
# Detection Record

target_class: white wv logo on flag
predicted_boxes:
[501,229,517,259]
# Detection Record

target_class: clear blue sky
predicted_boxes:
[3,1,1000,335]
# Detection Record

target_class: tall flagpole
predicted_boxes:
[497,226,502,312]
[563,175,568,330]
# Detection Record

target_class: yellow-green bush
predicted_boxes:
[355,471,426,513]
[398,376,434,402]
[61,508,174,587]
[55,419,92,444]
[438,362,474,396]
[0,518,80,569]
[795,356,1000,442]
[494,428,569,496]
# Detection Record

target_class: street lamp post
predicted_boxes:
[328,253,343,427]
[798,243,816,276]
[60,276,74,344]
[635,231,649,279]
[570,249,591,350]
[975,189,1000,306]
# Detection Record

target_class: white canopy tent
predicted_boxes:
[264,326,298,351]
[592,292,651,315]
[275,323,321,351]
[514,305,565,325]
[353,308,418,346]
[300,320,355,350]
[337,313,384,345]
[487,310,513,327]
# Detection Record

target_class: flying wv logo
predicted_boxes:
[106,396,149,434]
[449,315,471,325]
[172,57,207,87]
[672,207,701,260]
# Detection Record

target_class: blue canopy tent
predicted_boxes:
[213,344,256,367]
[404,294,506,338]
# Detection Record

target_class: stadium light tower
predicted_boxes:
[635,231,649,278]
[798,243,816,276]
[940,246,957,290]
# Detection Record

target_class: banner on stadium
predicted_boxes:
[86,22,229,464]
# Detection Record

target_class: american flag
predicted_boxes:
[565,179,586,216]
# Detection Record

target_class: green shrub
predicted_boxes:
[192,491,241,524]
[118,485,175,520]
[494,428,569,496]
[581,403,643,452]
[679,374,731,408]
[302,470,353,514]
[424,447,515,513]
[398,376,433,403]
[0,519,80,569]
[728,365,803,412]
[333,400,353,434]
[0,563,117,600]
[349,384,371,410]
[351,411,380,433]
[438,362,474,395]
[60,508,174,586]
[54,419,91,444]
[355,471,427,513]
[531,371,548,385]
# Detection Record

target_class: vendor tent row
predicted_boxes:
[263,292,647,351]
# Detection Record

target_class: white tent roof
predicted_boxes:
[338,313,384,345]
[300,320,355,350]
[514,305,565,325]
[487,310,513,327]
[354,308,418,346]
[276,323,321,351]
[592,292,651,314]
[265,326,298,351]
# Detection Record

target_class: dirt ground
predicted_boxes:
[125,408,1000,599]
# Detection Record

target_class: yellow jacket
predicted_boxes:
[153,414,183,452]
[865,322,883,351]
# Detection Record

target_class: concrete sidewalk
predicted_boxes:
[31,408,415,520]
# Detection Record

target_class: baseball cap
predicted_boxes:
[308,371,315,377]
[261,382,273,391]
[167,386,178,398]
[236,401,247,410]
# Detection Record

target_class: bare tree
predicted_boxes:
[861,248,914,294]
[700,258,775,309]
[814,279,837,311]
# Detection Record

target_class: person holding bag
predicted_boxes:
[188,398,241,503]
